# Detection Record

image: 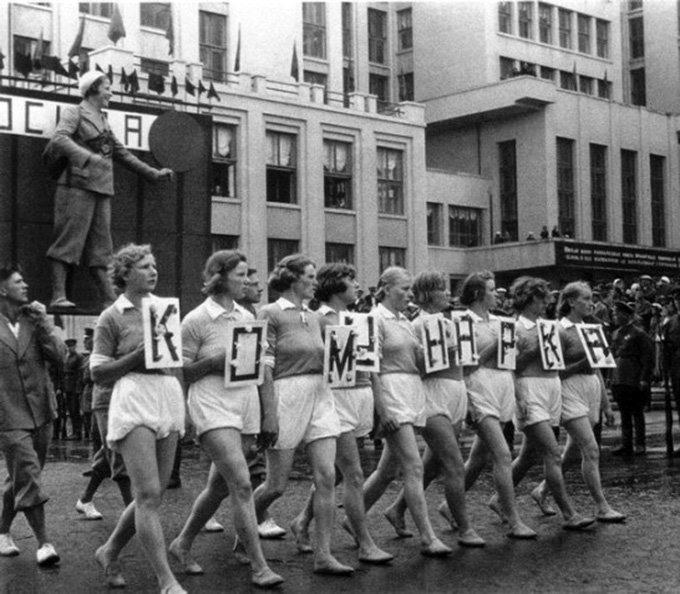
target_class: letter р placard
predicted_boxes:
[142,297,182,369]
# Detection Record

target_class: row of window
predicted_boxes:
[213,235,405,275]
[498,2,610,58]
[211,126,405,214]
[427,204,484,248]
[80,3,172,29]
[499,138,666,247]
[499,57,611,99]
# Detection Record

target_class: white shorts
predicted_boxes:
[561,373,601,426]
[515,376,561,430]
[188,376,261,437]
[333,386,374,437]
[465,367,515,424]
[423,378,467,425]
[273,375,341,450]
[379,373,426,427]
[107,373,185,450]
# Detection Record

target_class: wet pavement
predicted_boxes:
[2,409,680,593]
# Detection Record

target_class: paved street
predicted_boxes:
[2,409,680,593]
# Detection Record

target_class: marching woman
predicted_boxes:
[460,271,536,539]
[533,282,625,523]
[91,244,186,593]
[487,277,594,531]
[168,250,283,588]
[289,263,393,564]
[382,270,485,547]
[252,254,353,575]
[362,266,452,556]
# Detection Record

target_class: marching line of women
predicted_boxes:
[1,244,626,593]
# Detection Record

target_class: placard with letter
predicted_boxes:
[323,325,357,388]
[537,319,565,370]
[142,297,182,369]
[576,323,616,368]
[224,320,268,387]
[450,312,478,366]
[340,312,379,372]
[420,313,450,374]
[496,316,516,370]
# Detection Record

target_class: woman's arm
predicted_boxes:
[91,343,145,384]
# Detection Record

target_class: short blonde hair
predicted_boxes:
[110,244,153,290]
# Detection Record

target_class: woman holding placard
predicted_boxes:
[90,244,186,593]
[460,271,536,539]
[289,263,393,564]
[488,277,595,531]
[252,254,353,575]
[382,270,484,547]
[168,250,283,588]
[362,266,452,556]
[533,281,625,523]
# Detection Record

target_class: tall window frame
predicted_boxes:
[199,10,227,83]
[557,137,576,238]
[596,19,609,58]
[650,155,666,247]
[342,2,353,59]
[397,8,413,50]
[498,2,513,34]
[539,3,553,44]
[303,2,326,59]
[577,14,591,53]
[498,140,518,241]
[379,247,406,272]
[324,140,353,210]
[426,202,443,246]
[518,2,533,39]
[377,148,404,215]
[398,72,414,101]
[590,144,607,241]
[368,8,387,64]
[558,8,572,49]
[630,67,646,106]
[621,149,638,244]
[266,131,297,205]
[212,124,237,198]
[449,206,483,247]
[629,17,644,59]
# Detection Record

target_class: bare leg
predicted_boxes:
[89,266,117,306]
[253,449,295,523]
[49,259,73,305]
[464,434,491,491]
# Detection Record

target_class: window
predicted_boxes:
[498,2,513,34]
[650,155,666,247]
[630,68,646,106]
[629,0,643,10]
[267,239,299,277]
[621,150,637,244]
[557,138,575,238]
[397,9,413,50]
[324,140,352,209]
[629,17,644,59]
[140,58,169,77]
[590,144,607,241]
[212,124,236,198]
[369,73,389,106]
[303,2,326,59]
[342,2,353,59]
[560,70,577,91]
[449,207,482,247]
[579,76,594,95]
[14,34,50,64]
[377,148,404,215]
[500,57,516,80]
[577,14,591,53]
[266,132,297,204]
[558,9,572,49]
[326,243,354,264]
[398,72,414,101]
[518,2,533,39]
[212,235,239,252]
[368,9,387,64]
[539,3,552,44]
[598,77,611,99]
[596,19,609,58]
[79,3,113,17]
[498,140,518,241]
[540,66,555,81]
[427,203,443,245]
[199,11,227,83]
[379,247,406,271]
[140,2,171,29]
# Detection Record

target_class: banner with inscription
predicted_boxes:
[451,312,478,366]
[420,314,450,374]
[323,325,357,388]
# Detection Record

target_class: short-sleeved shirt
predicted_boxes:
[374,303,420,375]
[258,298,324,380]
[515,316,558,379]
[90,293,174,410]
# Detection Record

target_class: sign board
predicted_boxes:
[323,325,357,388]
[450,312,478,366]
[142,297,182,369]
[224,320,268,387]
[496,317,516,370]
[420,313,449,374]
[576,323,616,369]
[537,319,565,370]
[340,312,379,372]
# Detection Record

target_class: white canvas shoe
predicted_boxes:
[76,499,103,520]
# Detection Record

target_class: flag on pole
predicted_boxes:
[234,25,241,72]
[107,64,114,83]
[207,81,220,101]
[290,42,299,81]
[14,52,32,77]
[198,80,206,96]
[166,9,174,56]
[68,16,86,58]
[171,75,178,96]
[68,59,79,79]
[108,3,126,45]
[128,69,139,94]
[121,67,129,91]
[43,56,69,77]
[185,77,196,96]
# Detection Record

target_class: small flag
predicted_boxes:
[68,16,86,58]
[44,56,69,77]
[95,63,104,73]
[128,68,139,94]
[166,9,174,56]
[148,71,165,94]
[121,67,129,91]
[108,3,127,45]
[107,64,114,83]
[14,52,32,77]
[171,75,178,96]
[198,80,206,95]
[207,81,220,101]
[68,58,79,79]
[33,29,44,70]
[185,76,195,96]
[290,42,299,81]
[234,25,241,72]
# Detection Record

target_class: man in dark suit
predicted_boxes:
[0,264,65,565]
[46,70,174,309]
[610,301,654,457]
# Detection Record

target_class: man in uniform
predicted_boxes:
[63,338,84,440]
